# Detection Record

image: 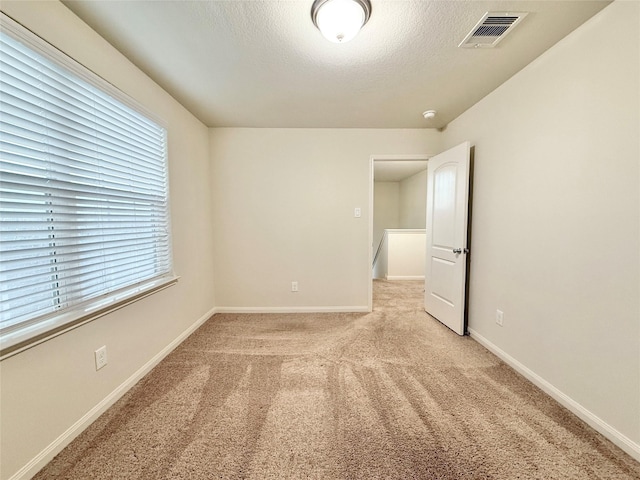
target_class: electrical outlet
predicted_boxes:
[95,346,108,370]
[291,281,299,292]
[496,309,504,326]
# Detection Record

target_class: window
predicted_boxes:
[0,15,175,356]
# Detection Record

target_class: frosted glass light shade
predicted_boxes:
[312,0,371,43]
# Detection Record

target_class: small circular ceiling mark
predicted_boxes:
[422,110,437,120]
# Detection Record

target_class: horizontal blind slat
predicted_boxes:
[0,166,166,199]
[0,237,170,263]
[0,100,165,167]
[1,46,164,144]
[0,175,166,205]
[1,128,166,178]
[0,84,165,160]
[1,247,171,278]
[1,252,168,298]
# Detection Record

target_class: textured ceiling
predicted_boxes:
[62,0,610,129]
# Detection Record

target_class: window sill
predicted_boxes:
[0,275,179,361]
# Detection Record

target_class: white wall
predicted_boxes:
[399,169,427,229]
[386,230,426,280]
[210,128,440,310]
[374,170,427,254]
[373,181,400,252]
[442,0,639,456]
[0,3,216,479]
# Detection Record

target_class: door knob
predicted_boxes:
[453,248,462,254]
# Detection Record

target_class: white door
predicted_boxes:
[424,141,471,335]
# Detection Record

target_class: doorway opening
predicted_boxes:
[367,154,431,311]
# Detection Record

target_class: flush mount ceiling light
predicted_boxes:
[311,0,372,43]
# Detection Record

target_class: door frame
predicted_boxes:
[367,153,432,311]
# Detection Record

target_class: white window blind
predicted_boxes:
[0,17,173,351]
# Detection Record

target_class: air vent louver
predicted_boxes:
[459,12,528,48]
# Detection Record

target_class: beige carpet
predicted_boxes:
[35,280,640,479]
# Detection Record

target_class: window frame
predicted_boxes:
[0,13,178,359]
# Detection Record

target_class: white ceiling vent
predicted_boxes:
[459,12,528,48]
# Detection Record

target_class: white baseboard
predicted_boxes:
[214,306,370,314]
[385,275,425,280]
[469,328,640,463]
[10,306,217,480]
